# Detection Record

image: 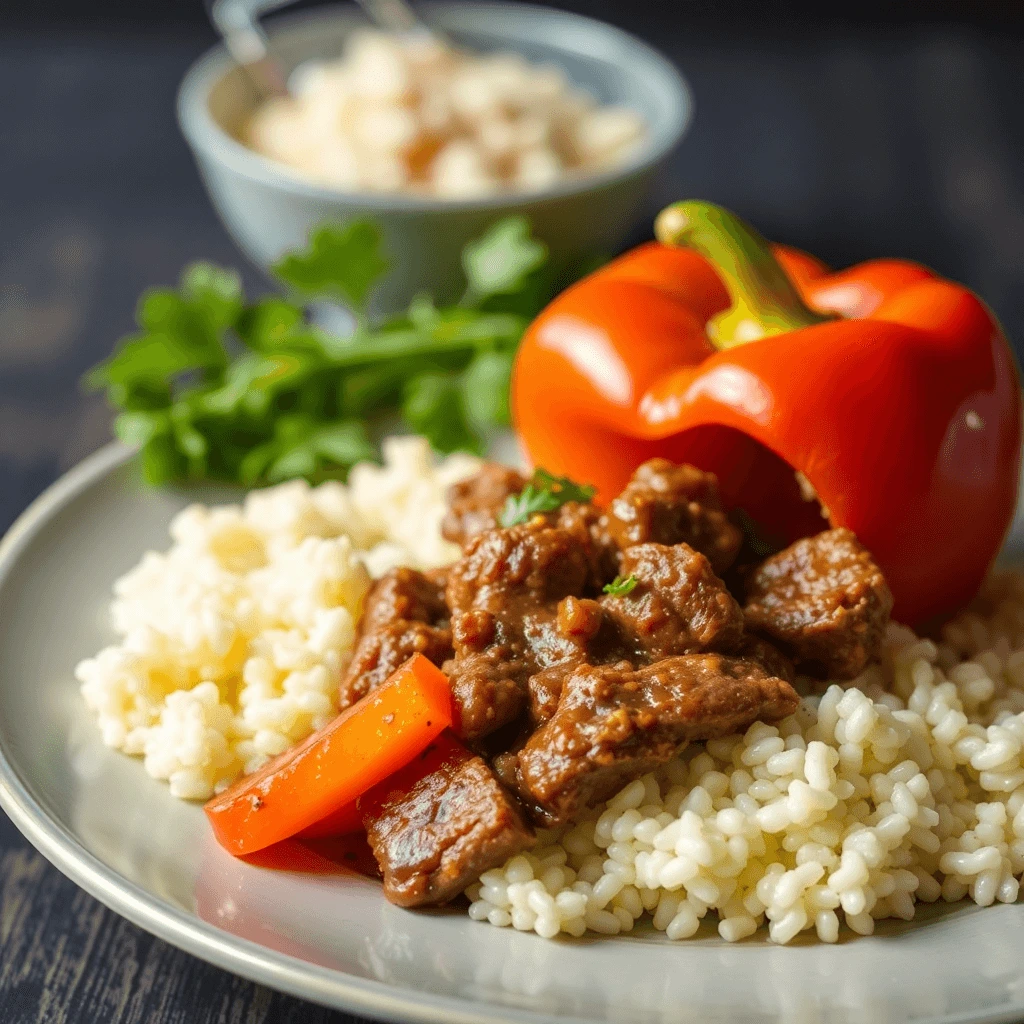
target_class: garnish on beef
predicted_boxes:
[597,543,744,659]
[743,528,893,679]
[360,733,534,907]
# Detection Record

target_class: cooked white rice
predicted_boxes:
[76,437,479,800]
[467,573,1024,944]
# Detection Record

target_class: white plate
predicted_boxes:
[2,442,1024,1024]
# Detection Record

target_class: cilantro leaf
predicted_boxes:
[272,222,390,311]
[733,508,783,559]
[236,297,305,351]
[603,575,639,597]
[499,468,597,527]
[112,409,169,448]
[85,332,199,390]
[402,373,482,455]
[87,216,562,490]
[180,262,243,332]
[461,349,514,430]
[462,217,548,306]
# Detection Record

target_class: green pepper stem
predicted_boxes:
[655,201,832,349]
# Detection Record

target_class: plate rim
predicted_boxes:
[2,444,1024,1024]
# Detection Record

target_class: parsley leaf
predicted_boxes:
[461,349,514,430]
[87,216,564,490]
[733,508,782,559]
[272,221,390,311]
[603,575,639,597]
[462,217,548,306]
[499,469,597,527]
[402,373,482,455]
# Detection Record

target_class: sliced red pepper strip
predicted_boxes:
[205,654,452,856]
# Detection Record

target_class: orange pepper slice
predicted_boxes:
[205,654,452,856]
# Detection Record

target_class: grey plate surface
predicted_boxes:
[2,442,1024,1024]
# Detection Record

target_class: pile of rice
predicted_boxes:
[467,574,1024,944]
[76,437,479,800]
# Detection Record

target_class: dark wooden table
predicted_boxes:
[2,9,1023,1022]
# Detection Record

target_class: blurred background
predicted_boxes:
[3,0,1024,533]
[1,1,1023,1018]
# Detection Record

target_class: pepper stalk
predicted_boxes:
[655,200,833,349]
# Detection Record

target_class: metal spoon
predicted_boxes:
[207,0,432,100]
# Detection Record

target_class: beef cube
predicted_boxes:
[555,501,620,588]
[599,543,744,659]
[446,517,593,613]
[443,645,531,739]
[340,621,453,709]
[743,528,892,679]
[526,664,574,726]
[361,733,534,907]
[525,546,745,724]
[359,567,449,636]
[340,567,454,710]
[606,459,742,574]
[517,654,800,824]
[726,633,796,684]
[442,464,527,547]
[443,518,594,739]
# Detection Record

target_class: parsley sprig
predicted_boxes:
[85,217,553,487]
[499,469,597,527]
[603,574,639,597]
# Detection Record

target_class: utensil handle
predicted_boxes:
[208,0,295,64]
[354,0,423,34]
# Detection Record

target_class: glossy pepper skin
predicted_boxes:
[511,201,1022,625]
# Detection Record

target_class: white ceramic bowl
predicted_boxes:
[177,1,692,316]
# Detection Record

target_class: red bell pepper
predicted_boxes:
[512,200,1021,625]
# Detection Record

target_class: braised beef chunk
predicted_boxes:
[555,501,620,587]
[727,633,796,684]
[598,544,744,659]
[606,459,742,574]
[340,568,452,709]
[524,545,744,724]
[517,655,800,825]
[743,528,893,679]
[444,517,595,739]
[359,567,449,636]
[527,663,575,726]
[340,621,454,708]
[491,751,522,794]
[443,647,530,739]
[442,464,528,547]
[361,734,534,907]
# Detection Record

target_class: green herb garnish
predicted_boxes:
[732,508,783,559]
[499,469,597,527]
[85,218,552,487]
[603,575,639,597]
